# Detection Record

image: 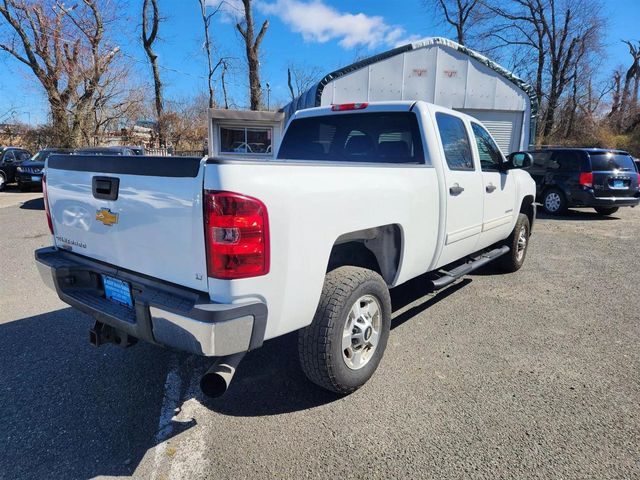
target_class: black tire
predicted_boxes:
[594,207,618,215]
[542,188,567,215]
[0,172,6,192]
[497,213,530,273]
[298,266,391,394]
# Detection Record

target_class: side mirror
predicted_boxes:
[506,152,533,169]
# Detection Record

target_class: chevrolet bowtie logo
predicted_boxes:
[96,208,118,226]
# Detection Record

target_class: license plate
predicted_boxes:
[102,275,133,308]
[613,179,625,188]
[31,176,41,182]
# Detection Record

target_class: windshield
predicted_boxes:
[589,153,637,172]
[278,112,424,164]
[30,151,46,162]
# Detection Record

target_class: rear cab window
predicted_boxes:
[277,112,424,164]
[589,152,637,172]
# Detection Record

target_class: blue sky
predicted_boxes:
[0,0,638,124]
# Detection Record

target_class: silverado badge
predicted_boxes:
[96,208,118,226]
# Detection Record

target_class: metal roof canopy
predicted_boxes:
[284,37,538,152]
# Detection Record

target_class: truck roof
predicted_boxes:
[291,100,485,126]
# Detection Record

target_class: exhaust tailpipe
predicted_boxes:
[200,352,246,398]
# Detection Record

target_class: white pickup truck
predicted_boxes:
[36,101,536,396]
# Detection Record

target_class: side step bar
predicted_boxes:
[430,245,510,290]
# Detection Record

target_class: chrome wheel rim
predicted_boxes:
[0,174,5,189]
[342,295,381,370]
[545,192,561,212]
[516,225,528,261]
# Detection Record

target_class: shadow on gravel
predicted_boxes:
[19,197,44,210]
[0,308,192,479]
[203,273,473,417]
[537,209,620,221]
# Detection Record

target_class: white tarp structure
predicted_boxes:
[284,37,537,154]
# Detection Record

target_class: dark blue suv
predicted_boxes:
[526,148,640,215]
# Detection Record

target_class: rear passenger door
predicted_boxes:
[470,122,516,249]
[434,112,484,267]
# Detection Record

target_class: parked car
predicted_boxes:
[526,148,640,215]
[15,148,72,191]
[634,157,640,173]
[0,146,32,191]
[36,101,536,397]
[74,146,138,156]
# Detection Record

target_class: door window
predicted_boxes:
[471,123,504,171]
[551,151,581,171]
[16,151,31,161]
[435,112,474,171]
[2,150,15,163]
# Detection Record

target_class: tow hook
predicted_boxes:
[89,321,138,348]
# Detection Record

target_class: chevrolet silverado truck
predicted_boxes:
[36,101,536,397]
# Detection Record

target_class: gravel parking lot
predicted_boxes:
[1,189,638,480]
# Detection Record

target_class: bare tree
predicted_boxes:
[142,0,164,145]
[236,0,268,110]
[486,0,604,139]
[425,0,485,46]
[608,41,640,133]
[287,63,322,101]
[198,0,235,110]
[85,65,146,145]
[0,0,120,147]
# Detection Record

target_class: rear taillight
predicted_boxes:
[42,174,54,234]
[331,102,368,111]
[579,172,593,188]
[204,191,270,279]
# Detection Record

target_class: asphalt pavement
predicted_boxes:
[1,188,638,479]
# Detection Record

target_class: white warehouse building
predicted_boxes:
[284,37,538,154]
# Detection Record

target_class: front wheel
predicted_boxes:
[594,207,619,216]
[497,213,530,273]
[298,266,391,394]
[0,172,6,192]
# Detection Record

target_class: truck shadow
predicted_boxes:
[19,197,44,210]
[3,276,476,477]
[0,307,193,479]
[202,273,473,417]
[536,209,620,221]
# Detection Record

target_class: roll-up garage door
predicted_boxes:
[458,110,523,154]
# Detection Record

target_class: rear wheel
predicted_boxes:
[497,213,530,273]
[298,266,391,394]
[594,207,619,216]
[542,188,567,215]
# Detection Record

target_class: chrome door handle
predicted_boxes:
[449,183,464,196]
[486,183,496,193]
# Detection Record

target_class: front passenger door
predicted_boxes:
[471,122,517,250]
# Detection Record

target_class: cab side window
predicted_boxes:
[16,151,31,161]
[471,123,504,171]
[2,150,16,164]
[435,112,474,171]
[531,152,551,169]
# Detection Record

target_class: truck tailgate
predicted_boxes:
[45,155,208,292]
